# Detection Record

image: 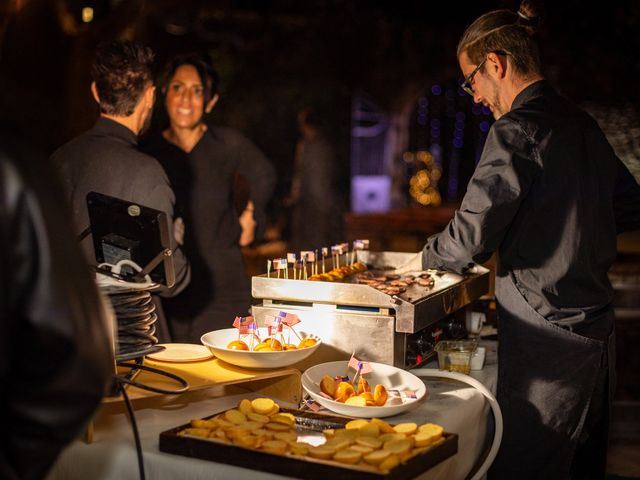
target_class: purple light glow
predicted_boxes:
[431,85,442,95]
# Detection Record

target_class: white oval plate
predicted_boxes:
[201,328,321,369]
[146,343,213,362]
[302,361,427,418]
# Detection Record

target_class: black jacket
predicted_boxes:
[51,117,190,298]
[423,80,640,318]
[0,134,113,479]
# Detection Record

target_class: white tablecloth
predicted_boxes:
[48,343,498,480]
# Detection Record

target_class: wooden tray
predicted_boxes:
[159,408,458,479]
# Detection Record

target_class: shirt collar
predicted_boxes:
[511,79,551,110]
[92,116,138,146]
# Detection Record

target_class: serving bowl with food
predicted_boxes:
[302,361,427,418]
[201,328,321,369]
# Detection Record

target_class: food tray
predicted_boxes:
[159,408,457,479]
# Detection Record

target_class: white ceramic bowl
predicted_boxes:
[201,328,321,369]
[302,361,427,418]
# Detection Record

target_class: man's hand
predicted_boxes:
[239,201,256,247]
[393,252,424,275]
[173,217,185,246]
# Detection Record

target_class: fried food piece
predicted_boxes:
[298,338,317,349]
[251,398,276,415]
[383,438,412,456]
[247,412,270,424]
[393,422,417,435]
[179,427,210,438]
[357,377,371,395]
[237,398,253,416]
[283,344,298,350]
[334,382,356,403]
[270,412,296,427]
[261,440,288,454]
[308,445,336,459]
[265,422,292,432]
[345,419,369,430]
[363,449,391,466]
[355,436,382,449]
[273,431,298,443]
[227,340,249,350]
[320,374,338,398]
[378,453,400,472]
[344,396,367,407]
[373,384,388,407]
[224,409,247,425]
[358,423,381,437]
[370,418,395,434]
[333,449,362,465]
[190,418,218,429]
[289,442,310,456]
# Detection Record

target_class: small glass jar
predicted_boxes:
[434,340,478,375]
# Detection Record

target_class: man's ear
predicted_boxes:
[205,93,219,114]
[145,85,156,109]
[486,52,507,79]
[90,82,100,104]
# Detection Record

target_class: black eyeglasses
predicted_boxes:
[460,57,487,96]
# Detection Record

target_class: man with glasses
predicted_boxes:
[398,2,640,479]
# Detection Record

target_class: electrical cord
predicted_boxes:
[409,368,503,480]
[117,375,146,480]
[117,361,189,394]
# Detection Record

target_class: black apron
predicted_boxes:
[489,273,615,480]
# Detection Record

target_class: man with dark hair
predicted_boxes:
[398,1,640,478]
[52,41,190,341]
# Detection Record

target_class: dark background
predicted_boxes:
[1,0,639,209]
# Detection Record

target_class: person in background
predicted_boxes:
[397,0,640,478]
[51,40,190,343]
[0,127,113,479]
[143,53,276,342]
[286,106,343,252]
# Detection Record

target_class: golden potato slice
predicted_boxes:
[320,374,337,397]
[224,409,247,425]
[270,413,296,427]
[237,399,254,416]
[324,438,352,450]
[216,418,235,429]
[383,438,412,456]
[211,429,227,441]
[226,426,251,440]
[273,431,298,443]
[370,418,395,434]
[247,412,270,424]
[373,384,388,406]
[378,453,400,472]
[363,449,392,465]
[289,442,310,456]
[358,423,380,437]
[379,433,406,444]
[345,396,367,407]
[355,436,382,449]
[251,398,276,415]
[414,431,439,447]
[251,428,273,439]
[179,427,210,438]
[333,449,362,465]
[239,421,263,431]
[345,419,369,430]
[261,439,288,454]
[349,444,374,454]
[334,429,359,442]
[190,419,218,429]
[267,404,281,416]
[411,446,429,457]
[393,422,417,435]
[417,423,444,437]
[308,445,336,460]
[233,435,258,448]
[323,428,335,439]
[265,422,293,432]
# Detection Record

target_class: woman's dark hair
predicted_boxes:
[161,53,219,103]
[91,41,155,116]
[457,0,542,78]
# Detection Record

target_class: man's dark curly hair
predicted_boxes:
[91,41,155,116]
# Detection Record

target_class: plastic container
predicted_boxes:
[434,340,478,375]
